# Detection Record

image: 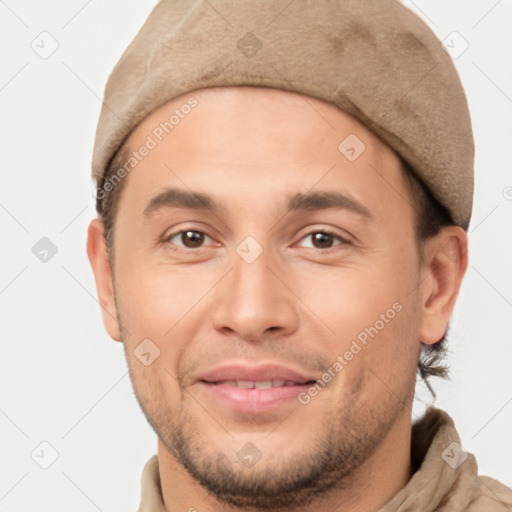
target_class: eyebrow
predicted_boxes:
[287,191,373,219]
[144,188,219,217]
[143,187,373,220]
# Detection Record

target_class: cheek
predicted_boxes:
[116,265,200,407]
[115,261,217,345]
[305,267,399,336]
[304,254,419,369]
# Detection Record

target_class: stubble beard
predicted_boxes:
[130,367,406,511]
[114,295,410,510]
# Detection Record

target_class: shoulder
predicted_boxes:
[464,475,512,511]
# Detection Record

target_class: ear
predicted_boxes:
[86,218,122,341]
[419,226,469,345]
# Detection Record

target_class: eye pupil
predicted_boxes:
[312,232,333,248]
[182,231,204,248]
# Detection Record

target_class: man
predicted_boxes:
[87,1,511,510]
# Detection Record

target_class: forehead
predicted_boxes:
[113,86,413,226]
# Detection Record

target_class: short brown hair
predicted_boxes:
[401,162,455,398]
[95,144,130,261]
[96,149,456,398]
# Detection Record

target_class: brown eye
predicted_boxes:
[181,231,204,248]
[165,230,211,249]
[311,232,335,248]
[298,230,349,250]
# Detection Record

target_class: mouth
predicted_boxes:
[196,363,318,413]
[199,380,317,413]
[202,379,316,388]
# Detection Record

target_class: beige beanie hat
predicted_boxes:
[92,0,474,228]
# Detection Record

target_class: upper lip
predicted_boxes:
[198,363,318,384]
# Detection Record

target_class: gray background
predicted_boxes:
[0,0,511,510]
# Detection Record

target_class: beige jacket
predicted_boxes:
[138,407,511,511]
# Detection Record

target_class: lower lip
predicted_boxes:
[199,381,313,413]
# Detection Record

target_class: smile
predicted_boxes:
[208,379,313,389]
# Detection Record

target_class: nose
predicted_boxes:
[211,244,300,342]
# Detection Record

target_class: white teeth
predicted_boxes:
[217,379,298,388]
[237,381,255,389]
[255,380,272,389]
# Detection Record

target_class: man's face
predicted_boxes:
[93,86,433,507]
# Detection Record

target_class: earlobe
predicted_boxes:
[418,227,468,345]
[86,218,122,341]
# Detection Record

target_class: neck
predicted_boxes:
[158,408,413,512]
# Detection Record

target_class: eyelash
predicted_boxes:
[299,229,351,251]
[162,228,351,253]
